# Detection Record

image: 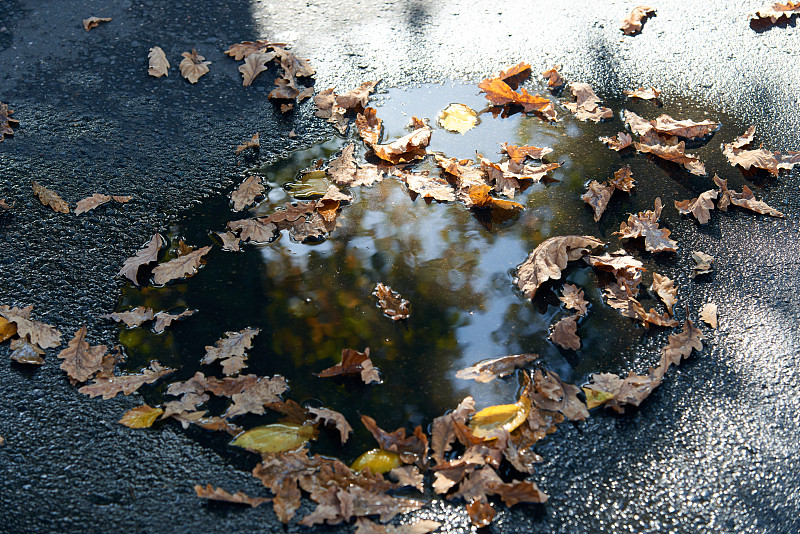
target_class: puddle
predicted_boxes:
[115,81,749,463]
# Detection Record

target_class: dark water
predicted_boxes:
[116,82,749,463]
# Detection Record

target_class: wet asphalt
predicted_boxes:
[1,1,799,533]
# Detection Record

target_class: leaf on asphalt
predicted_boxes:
[650,273,677,315]
[559,284,589,315]
[550,314,581,350]
[230,175,264,212]
[75,193,131,215]
[232,423,317,454]
[118,233,164,285]
[653,114,720,140]
[700,303,718,328]
[239,52,274,86]
[224,375,289,419]
[691,250,714,277]
[179,49,211,83]
[623,109,656,136]
[541,64,564,91]
[585,253,645,282]
[361,415,429,468]
[147,46,170,77]
[501,143,553,164]
[327,143,386,187]
[370,119,431,165]
[316,347,381,384]
[32,181,69,213]
[751,2,800,23]
[388,465,425,492]
[78,361,174,399]
[9,338,45,365]
[582,369,663,413]
[599,132,633,151]
[634,136,706,175]
[402,171,456,202]
[101,306,154,328]
[661,317,704,369]
[466,498,495,528]
[488,479,549,507]
[0,305,62,349]
[194,484,270,507]
[95,346,126,379]
[674,189,719,224]
[0,198,12,209]
[119,404,164,428]
[563,83,613,122]
[438,103,478,134]
[202,328,259,376]
[235,133,260,155]
[615,198,678,253]
[624,87,661,101]
[714,174,785,217]
[224,39,285,61]
[354,518,441,534]
[355,107,383,145]
[621,6,655,35]
[0,102,18,141]
[152,245,212,285]
[336,80,380,111]
[373,283,411,321]
[83,16,112,31]
[455,354,537,383]
[478,73,557,121]
[514,235,605,299]
[582,180,614,221]
[527,369,589,421]
[308,407,353,445]
[721,126,800,175]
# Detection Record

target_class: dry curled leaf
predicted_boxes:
[10,339,45,365]
[559,284,589,315]
[583,369,662,413]
[515,235,604,299]
[722,126,800,175]
[194,484,270,507]
[152,245,212,285]
[599,132,633,151]
[316,347,381,384]
[0,317,17,343]
[32,181,69,213]
[230,175,264,211]
[752,2,800,23]
[501,143,552,164]
[582,180,613,222]
[308,407,353,445]
[179,49,211,83]
[700,303,718,328]
[713,174,784,217]
[624,87,661,101]
[373,283,411,321]
[370,119,431,165]
[119,404,164,428]
[610,165,636,192]
[661,317,704,369]
[224,39,286,61]
[527,369,589,421]
[455,354,537,383]
[621,6,655,35]
[650,273,677,315]
[550,314,581,350]
[564,83,612,122]
[478,75,557,121]
[118,233,164,285]
[153,309,196,333]
[674,189,719,224]
[147,46,170,77]
[0,305,62,349]
[235,133,260,155]
[79,361,174,399]
[361,415,428,468]
[615,198,677,253]
[541,64,564,91]
[215,231,241,252]
[1,102,19,141]
[653,114,719,140]
[634,137,706,175]
[0,199,12,210]
[356,107,383,146]
[83,17,112,31]
[691,251,714,277]
[354,518,440,534]
[75,193,131,215]
[202,328,260,376]
[239,52,274,87]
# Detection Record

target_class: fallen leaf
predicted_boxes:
[501,143,553,164]
[621,6,655,35]
[0,317,16,342]
[354,518,441,534]
[370,120,431,165]
[1,102,19,141]
[599,132,633,151]
[83,17,112,31]
[714,174,785,217]
[316,347,381,384]
[78,361,174,399]
[661,317,704,369]
[194,484,270,507]
[95,346,126,379]
[147,46,170,77]
[582,180,614,221]
[559,284,589,315]
[550,315,580,350]
[478,76,557,120]
[232,423,316,454]
[239,52,274,86]
[361,415,428,468]
[563,83,613,122]
[224,375,289,418]
[623,109,656,136]
[653,114,720,140]
[224,39,285,60]
[327,143,386,187]
[101,306,154,328]
[336,80,380,111]
[202,328,259,376]
[402,171,456,202]
[480,156,560,198]
[351,448,402,474]
[75,193,131,215]
[624,87,661,101]
[153,309,196,333]
[118,233,164,285]
[388,465,425,492]
[230,175,264,212]
[634,137,706,175]
[488,479,549,506]
[431,397,476,465]
[615,198,678,253]
[0,305,62,349]
[584,253,645,282]
[752,2,800,23]
[674,189,719,224]
[582,369,662,413]
[455,354,538,383]
[526,369,589,421]
[119,404,164,428]
[466,498,495,528]
[514,235,605,299]
[215,231,241,252]
[438,103,478,134]
[700,303,718,328]
[497,62,531,89]
[152,245,212,285]
[610,166,636,192]
[650,273,677,315]
[235,133,260,155]
[691,251,714,277]
[541,64,564,91]
[32,181,69,213]
[373,283,411,321]
[721,126,800,175]
[308,407,353,445]
[227,218,278,244]
[355,107,383,145]
[0,199,12,209]
[9,339,45,365]
[179,49,211,83]
[469,398,531,440]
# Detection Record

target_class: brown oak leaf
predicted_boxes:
[223,375,289,419]
[615,198,678,253]
[634,137,706,175]
[316,347,381,384]
[653,114,720,139]
[586,254,644,285]
[215,231,241,252]
[101,306,154,328]
[83,17,112,31]
[370,119,431,165]
[526,369,589,421]
[373,283,411,321]
[78,361,174,399]
[118,233,164,285]
[674,189,719,224]
[401,171,456,202]
[179,49,211,83]
[559,284,588,315]
[582,368,663,413]
[202,327,260,376]
[752,2,800,23]
[1,102,18,141]
[388,465,425,492]
[550,314,581,350]
[354,518,440,534]
[564,83,613,122]
[431,397,476,465]
[721,126,800,175]
[691,250,714,277]
[152,309,196,333]
[609,165,636,192]
[307,407,353,445]
[239,52,274,86]
[624,87,661,101]
[661,317,704,369]
[224,40,286,61]
[194,484,270,507]
[327,143,386,187]
[488,479,549,506]
[230,175,264,211]
[75,193,131,215]
[336,80,380,111]
[714,175,785,217]
[32,181,69,213]
[650,273,677,315]
[454,354,538,383]
[355,107,383,146]
[147,46,170,77]
[700,303,718,328]
[514,235,605,299]
[9,339,45,365]
[541,64,564,91]
[152,245,212,285]
[599,132,633,151]
[497,62,531,90]
[0,305,62,349]
[235,133,260,155]
[466,498,496,528]
[621,6,655,35]
[501,143,553,164]
[227,218,277,244]
[582,180,613,221]
[361,415,428,468]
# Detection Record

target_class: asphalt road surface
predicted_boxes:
[1,1,799,532]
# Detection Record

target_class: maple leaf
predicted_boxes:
[661,317,704,369]
[223,375,288,419]
[550,314,581,350]
[355,107,383,146]
[153,309,196,333]
[101,306,154,328]
[361,415,429,468]
[514,235,604,299]
[147,46,170,77]
[370,119,432,165]
[691,250,714,277]
[119,404,164,428]
[559,284,589,315]
[621,6,655,35]
[721,126,800,175]
[307,407,353,445]
[437,103,478,134]
[526,369,589,421]
[478,77,557,120]
[202,327,259,376]
[151,245,212,285]
[316,347,381,384]
[235,133,260,156]
[9,339,45,365]
[674,189,719,224]
[615,198,677,253]
[564,83,613,122]
[118,233,164,285]
[541,64,564,91]
[401,171,456,202]
[700,303,718,328]
[83,16,112,31]
[179,49,211,83]
[194,484,270,507]
[624,87,661,101]
[501,143,553,164]
[373,283,411,321]
[752,1,800,22]
[74,193,131,215]
[455,354,537,383]
[0,305,62,349]
[32,181,69,213]
[650,273,677,315]
[78,361,174,399]
[582,180,613,221]
[239,52,274,86]
[230,175,264,212]
[1,102,19,141]
[634,136,706,175]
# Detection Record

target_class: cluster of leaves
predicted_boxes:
[751,2,800,23]
[25,181,132,215]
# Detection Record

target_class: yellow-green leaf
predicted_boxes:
[231,423,315,454]
[469,396,530,439]
[350,448,401,474]
[119,404,164,428]
[437,103,479,134]
[582,387,615,409]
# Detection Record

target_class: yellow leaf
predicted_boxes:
[119,404,164,428]
[437,103,479,134]
[350,448,401,474]
[582,387,615,410]
[469,396,530,439]
[0,317,17,343]
[231,423,315,454]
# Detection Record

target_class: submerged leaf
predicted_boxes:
[232,423,316,454]
[438,103,478,134]
[351,448,401,474]
[563,83,612,122]
[316,347,381,384]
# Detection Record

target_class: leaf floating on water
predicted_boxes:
[361,415,428,468]
[179,49,211,83]
[79,361,175,399]
[527,369,589,421]
[674,189,719,224]
[118,233,164,285]
[582,180,614,221]
[691,250,714,277]
[314,81,379,133]
[235,133,260,156]
[83,16,112,31]
[624,87,661,101]
[215,231,241,252]
[317,347,381,384]
[563,83,613,122]
[351,448,402,474]
[230,175,264,211]
[469,398,530,439]
[224,375,289,418]
[119,404,164,428]
[307,407,353,445]
[151,245,212,285]
[388,465,425,492]
[634,136,706,175]
[479,74,557,121]
[437,103,478,134]
[232,423,316,454]
[559,284,588,316]
[370,118,432,165]
[455,354,538,383]
[653,114,720,140]
[515,235,604,299]
[599,132,633,151]
[101,306,155,328]
[550,314,581,350]
[327,143,386,187]
[501,143,553,164]
[194,484,270,507]
[32,181,69,213]
[615,198,677,253]
[355,107,383,145]
[621,6,655,35]
[153,309,196,333]
[147,46,170,77]
[373,283,411,321]
[401,171,456,202]
[202,327,259,376]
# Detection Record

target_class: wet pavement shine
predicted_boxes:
[1,1,799,533]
